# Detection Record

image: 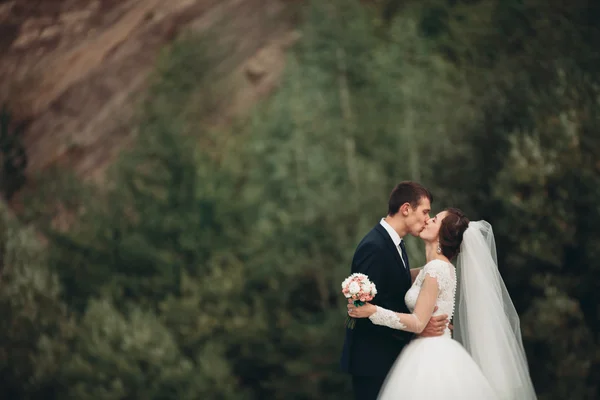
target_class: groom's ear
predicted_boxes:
[400,202,411,216]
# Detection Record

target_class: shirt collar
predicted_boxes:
[380,218,402,246]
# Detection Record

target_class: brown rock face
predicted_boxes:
[0,0,297,182]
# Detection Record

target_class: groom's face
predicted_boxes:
[406,197,431,237]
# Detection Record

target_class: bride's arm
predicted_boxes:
[348,275,439,334]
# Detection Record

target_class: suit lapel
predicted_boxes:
[374,224,411,282]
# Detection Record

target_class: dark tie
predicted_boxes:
[399,241,410,272]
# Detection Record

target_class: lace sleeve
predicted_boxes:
[369,273,440,333]
[422,261,452,291]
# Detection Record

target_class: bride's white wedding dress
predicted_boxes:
[368,221,537,400]
[370,260,496,399]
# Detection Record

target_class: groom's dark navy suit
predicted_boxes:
[340,223,414,400]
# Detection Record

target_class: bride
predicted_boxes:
[347,208,537,399]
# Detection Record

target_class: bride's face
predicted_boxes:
[419,211,447,242]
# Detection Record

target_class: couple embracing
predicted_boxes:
[340,182,536,400]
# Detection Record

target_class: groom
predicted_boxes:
[340,181,449,400]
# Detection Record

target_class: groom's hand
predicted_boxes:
[420,307,449,337]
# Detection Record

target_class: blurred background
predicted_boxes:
[0,0,598,399]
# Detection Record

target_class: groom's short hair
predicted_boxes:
[388,181,433,216]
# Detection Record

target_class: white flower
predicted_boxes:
[341,277,351,288]
[348,281,360,294]
[371,285,378,295]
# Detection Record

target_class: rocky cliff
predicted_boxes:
[0,0,298,184]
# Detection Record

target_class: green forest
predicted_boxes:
[1,0,598,399]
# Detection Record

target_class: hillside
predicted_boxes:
[1,0,297,183]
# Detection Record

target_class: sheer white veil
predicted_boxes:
[454,221,537,399]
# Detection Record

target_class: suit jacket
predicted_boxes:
[340,223,414,377]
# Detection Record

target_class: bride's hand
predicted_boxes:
[347,302,377,318]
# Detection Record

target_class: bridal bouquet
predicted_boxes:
[341,273,377,329]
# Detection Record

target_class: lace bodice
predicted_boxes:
[369,259,456,336]
[406,260,456,336]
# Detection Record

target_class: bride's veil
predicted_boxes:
[454,221,537,399]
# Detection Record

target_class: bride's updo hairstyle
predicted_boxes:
[439,208,470,260]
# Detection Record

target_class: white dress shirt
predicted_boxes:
[379,218,407,268]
